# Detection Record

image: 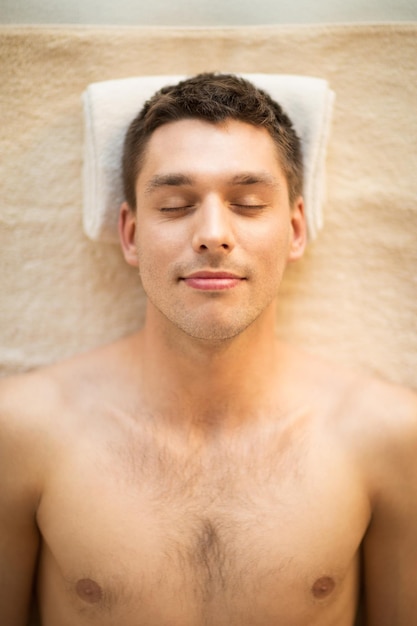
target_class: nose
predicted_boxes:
[191,196,236,254]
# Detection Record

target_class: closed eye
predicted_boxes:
[160,205,194,212]
[235,204,265,208]
[232,203,267,212]
[158,205,197,220]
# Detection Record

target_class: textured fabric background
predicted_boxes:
[0,24,416,389]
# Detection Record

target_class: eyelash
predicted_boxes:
[160,204,266,211]
[233,204,265,209]
[160,205,193,213]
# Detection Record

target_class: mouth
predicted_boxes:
[181,271,245,291]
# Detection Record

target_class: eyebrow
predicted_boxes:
[144,171,280,195]
[228,172,280,189]
[144,174,193,195]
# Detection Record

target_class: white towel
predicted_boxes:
[82,74,334,242]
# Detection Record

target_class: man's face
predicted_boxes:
[121,118,305,343]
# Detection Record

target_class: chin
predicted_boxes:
[173,314,257,344]
[149,297,272,344]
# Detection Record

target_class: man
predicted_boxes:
[1,73,416,626]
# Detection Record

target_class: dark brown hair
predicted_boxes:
[122,73,303,210]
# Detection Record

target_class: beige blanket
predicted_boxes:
[0,24,416,389]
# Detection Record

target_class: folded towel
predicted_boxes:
[82,74,334,242]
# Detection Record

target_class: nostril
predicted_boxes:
[198,242,229,251]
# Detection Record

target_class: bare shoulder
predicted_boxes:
[343,373,417,451]
[0,368,67,490]
[297,346,417,443]
[0,368,61,443]
[0,332,140,445]
[289,346,417,481]
[334,377,417,624]
[331,369,417,502]
[0,369,66,624]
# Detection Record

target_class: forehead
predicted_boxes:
[136,118,286,189]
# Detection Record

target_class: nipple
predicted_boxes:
[76,578,103,603]
[311,576,335,599]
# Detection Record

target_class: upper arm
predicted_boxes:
[361,387,417,626]
[0,378,44,626]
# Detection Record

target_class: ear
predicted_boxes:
[119,202,139,267]
[288,196,307,262]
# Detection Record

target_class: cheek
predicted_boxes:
[136,223,175,263]
[136,229,185,294]
[137,219,188,251]
[241,221,291,267]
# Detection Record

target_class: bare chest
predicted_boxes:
[36,423,369,625]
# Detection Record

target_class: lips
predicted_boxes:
[182,271,244,291]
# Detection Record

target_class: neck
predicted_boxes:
[133,301,291,434]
